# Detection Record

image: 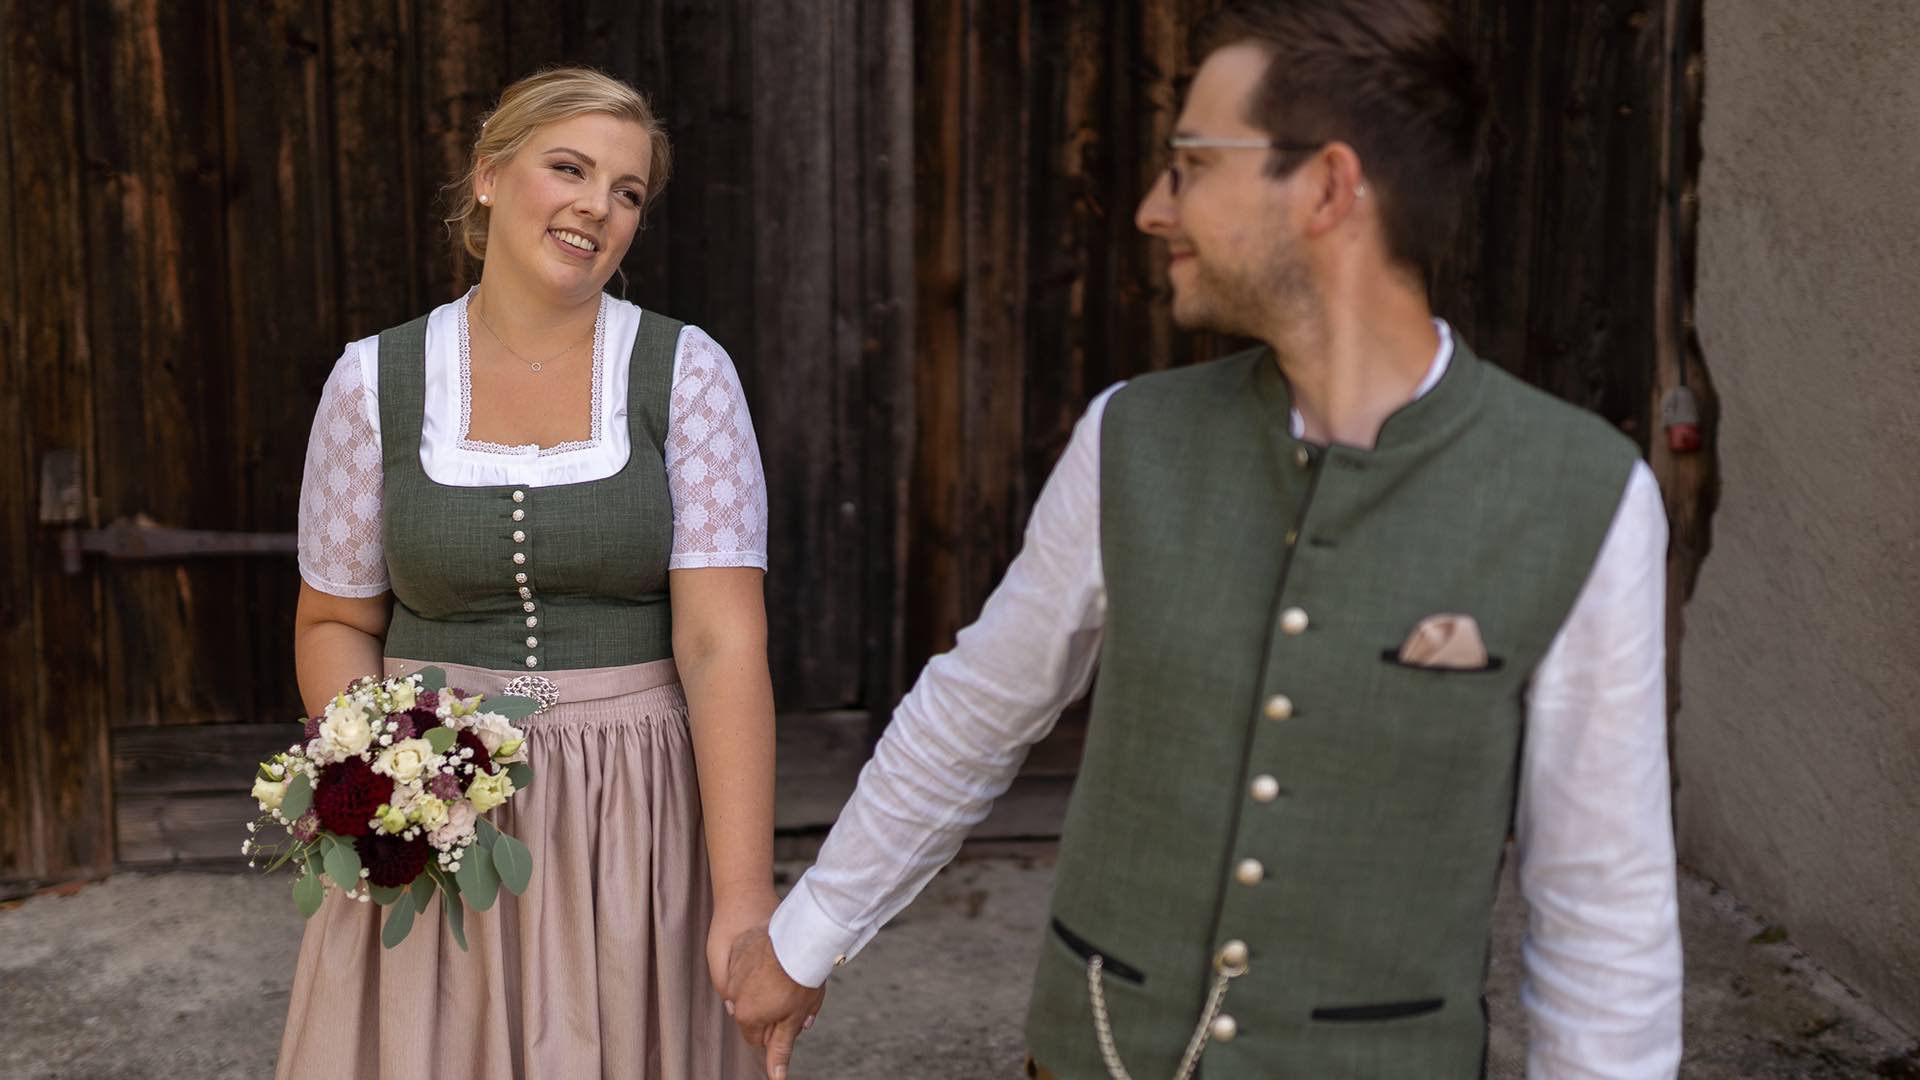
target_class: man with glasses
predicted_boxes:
[726,2,1682,1077]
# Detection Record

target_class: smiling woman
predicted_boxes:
[276,66,769,1080]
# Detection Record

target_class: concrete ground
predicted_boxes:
[2,846,1914,1079]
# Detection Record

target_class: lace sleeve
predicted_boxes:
[665,326,769,570]
[297,347,390,597]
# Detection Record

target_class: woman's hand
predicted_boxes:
[708,886,780,997]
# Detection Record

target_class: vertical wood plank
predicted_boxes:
[958,0,1030,624]
[216,0,333,725]
[906,0,967,668]
[4,0,111,883]
[751,1,860,708]
[856,0,917,719]
[79,0,246,729]
[329,0,420,336]
[658,0,750,347]
[1435,2,1661,439]
[0,0,47,886]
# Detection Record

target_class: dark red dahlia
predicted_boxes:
[355,831,433,888]
[456,729,493,775]
[406,706,439,736]
[311,756,394,837]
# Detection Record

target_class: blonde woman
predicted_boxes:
[278,67,770,1078]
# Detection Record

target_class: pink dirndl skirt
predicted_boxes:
[275,657,758,1080]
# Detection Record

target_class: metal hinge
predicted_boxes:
[60,519,295,574]
[44,448,294,574]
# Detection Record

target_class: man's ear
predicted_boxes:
[1302,141,1368,238]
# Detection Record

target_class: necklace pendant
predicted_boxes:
[530,361,542,373]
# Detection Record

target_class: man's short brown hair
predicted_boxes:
[1192,0,1483,283]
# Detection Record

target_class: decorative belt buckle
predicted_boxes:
[502,674,560,715]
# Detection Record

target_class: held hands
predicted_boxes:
[723,924,826,1080]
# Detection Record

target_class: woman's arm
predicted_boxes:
[294,581,393,715]
[670,565,778,993]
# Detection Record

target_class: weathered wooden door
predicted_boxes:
[1,0,910,891]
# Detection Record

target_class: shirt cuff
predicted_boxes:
[767,874,864,989]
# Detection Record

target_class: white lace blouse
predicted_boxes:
[297,290,769,598]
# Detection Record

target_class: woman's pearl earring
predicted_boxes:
[478,194,492,205]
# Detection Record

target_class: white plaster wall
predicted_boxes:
[1681,0,1920,1030]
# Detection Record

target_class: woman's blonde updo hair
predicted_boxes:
[443,66,672,261]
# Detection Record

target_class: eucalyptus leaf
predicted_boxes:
[475,817,501,849]
[492,832,533,895]
[324,839,363,893]
[380,890,416,949]
[413,666,448,693]
[293,871,325,919]
[456,844,502,911]
[279,773,313,820]
[485,696,539,722]
[424,726,457,754]
[410,871,436,911]
[443,893,469,952]
[505,762,534,791]
[368,883,405,906]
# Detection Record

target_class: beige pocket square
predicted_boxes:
[1396,613,1490,670]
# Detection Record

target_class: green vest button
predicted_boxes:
[1280,607,1309,635]
[1209,1014,1238,1042]
[1263,695,1294,721]
[1235,858,1265,886]
[1250,775,1280,802]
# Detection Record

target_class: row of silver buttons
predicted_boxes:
[511,489,540,668]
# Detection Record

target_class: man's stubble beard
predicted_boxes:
[1171,240,1316,341]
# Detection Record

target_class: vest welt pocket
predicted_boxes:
[1310,997,1445,1022]
[1051,918,1146,985]
[1377,650,1506,674]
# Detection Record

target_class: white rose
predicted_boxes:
[466,712,525,756]
[251,776,289,812]
[465,771,515,813]
[410,795,450,831]
[372,738,434,784]
[428,800,477,848]
[318,699,374,759]
[387,680,418,712]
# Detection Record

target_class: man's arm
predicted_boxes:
[1516,462,1683,1078]
[724,386,1120,1074]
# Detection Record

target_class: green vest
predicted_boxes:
[1025,340,1639,1077]
[378,304,683,671]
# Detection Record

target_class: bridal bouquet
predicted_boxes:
[244,667,537,949]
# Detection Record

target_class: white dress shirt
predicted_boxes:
[769,323,1682,1078]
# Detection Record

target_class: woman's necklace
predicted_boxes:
[471,291,591,374]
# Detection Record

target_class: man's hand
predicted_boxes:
[724,925,826,1080]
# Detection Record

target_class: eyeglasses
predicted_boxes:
[1161,135,1322,195]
